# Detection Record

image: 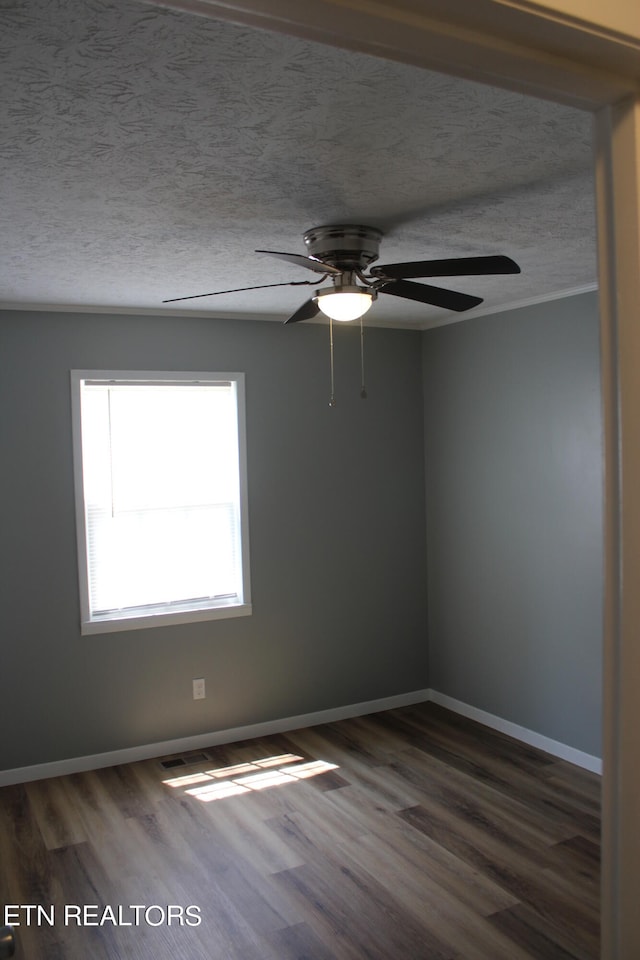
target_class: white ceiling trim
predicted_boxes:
[435,280,599,323]
[0,282,599,330]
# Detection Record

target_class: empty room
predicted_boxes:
[2,1,640,958]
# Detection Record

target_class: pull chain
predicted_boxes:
[328,314,336,407]
[360,316,367,399]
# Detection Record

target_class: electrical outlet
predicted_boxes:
[192,678,205,700]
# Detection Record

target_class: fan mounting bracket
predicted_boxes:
[303,224,383,271]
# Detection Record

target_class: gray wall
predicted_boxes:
[422,291,603,756]
[0,310,428,770]
[1,291,604,771]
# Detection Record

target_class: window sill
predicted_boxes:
[81,602,252,635]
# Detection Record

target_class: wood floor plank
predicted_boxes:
[399,801,600,957]
[386,745,577,852]
[23,776,89,851]
[333,829,536,960]
[401,702,554,772]
[285,726,425,812]
[376,706,601,840]
[149,795,305,934]
[273,858,455,960]
[488,901,600,960]
[338,807,519,916]
[196,798,306,877]
[543,836,601,911]
[0,784,58,915]
[264,920,340,960]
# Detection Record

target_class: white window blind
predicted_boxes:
[71,372,251,634]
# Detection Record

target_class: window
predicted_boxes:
[71,371,251,634]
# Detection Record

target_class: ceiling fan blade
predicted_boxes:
[284,298,321,324]
[162,279,315,303]
[256,249,342,275]
[380,279,483,312]
[372,254,520,280]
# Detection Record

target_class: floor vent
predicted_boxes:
[159,752,209,770]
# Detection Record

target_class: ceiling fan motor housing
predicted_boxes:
[303,224,383,270]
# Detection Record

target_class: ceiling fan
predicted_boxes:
[163,224,521,323]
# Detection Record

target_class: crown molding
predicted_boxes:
[417,280,598,328]
[0,283,598,331]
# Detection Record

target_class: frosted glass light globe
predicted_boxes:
[316,288,374,322]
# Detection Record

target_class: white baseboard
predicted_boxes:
[428,689,602,774]
[0,686,601,786]
[0,688,431,787]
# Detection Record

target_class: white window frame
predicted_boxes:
[70,370,252,635]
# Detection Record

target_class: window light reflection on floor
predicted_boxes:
[162,752,339,802]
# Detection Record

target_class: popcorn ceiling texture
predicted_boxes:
[0,0,596,326]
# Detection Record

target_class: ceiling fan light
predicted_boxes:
[316,287,374,322]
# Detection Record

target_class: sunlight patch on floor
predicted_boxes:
[162,753,339,802]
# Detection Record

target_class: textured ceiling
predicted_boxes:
[0,0,596,328]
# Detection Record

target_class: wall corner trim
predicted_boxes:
[428,689,602,774]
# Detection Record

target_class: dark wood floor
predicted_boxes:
[0,702,600,959]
